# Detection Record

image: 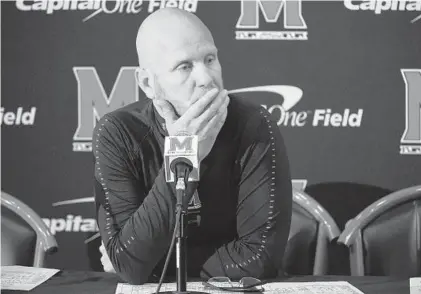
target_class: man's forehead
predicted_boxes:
[172,41,216,57]
[158,40,217,66]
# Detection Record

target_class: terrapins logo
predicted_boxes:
[73,67,139,152]
[235,0,308,40]
[400,69,421,155]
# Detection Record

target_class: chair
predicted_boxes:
[338,185,421,276]
[1,191,58,267]
[304,182,392,275]
[283,188,340,275]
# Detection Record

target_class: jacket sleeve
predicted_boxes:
[92,114,197,285]
[199,108,292,280]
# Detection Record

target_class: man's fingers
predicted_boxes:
[217,106,228,132]
[99,244,116,273]
[181,88,220,122]
[101,256,114,273]
[198,106,227,138]
[153,99,178,123]
[197,93,229,129]
[196,92,228,127]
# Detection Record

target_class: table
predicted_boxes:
[1,270,410,294]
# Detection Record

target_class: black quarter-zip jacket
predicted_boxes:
[93,94,292,285]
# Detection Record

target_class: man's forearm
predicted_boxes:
[196,109,292,280]
[196,215,288,280]
[96,168,173,284]
[97,168,197,284]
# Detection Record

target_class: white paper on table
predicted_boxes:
[116,282,212,294]
[263,281,365,293]
[115,282,219,294]
[115,280,365,294]
[1,265,60,291]
[410,277,421,294]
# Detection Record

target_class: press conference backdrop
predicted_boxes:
[1,0,421,271]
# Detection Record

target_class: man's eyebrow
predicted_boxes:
[206,47,218,55]
[172,57,191,69]
[170,47,219,70]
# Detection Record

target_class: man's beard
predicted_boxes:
[153,77,168,101]
[153,78,182,117]
[153,78,200,117]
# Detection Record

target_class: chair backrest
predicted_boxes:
[305,182,392,230]
[283,188,340,275]
[338,185,421,276]
[1,191,58,267]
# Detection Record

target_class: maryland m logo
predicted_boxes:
[72,67,138,152]
[400,69,421,155]
[235,0,308,40]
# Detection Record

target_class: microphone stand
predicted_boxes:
[157,168,207,294]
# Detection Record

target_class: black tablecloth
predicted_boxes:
[1,270,410,294]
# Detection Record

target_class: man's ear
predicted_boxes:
[135,67,155,99]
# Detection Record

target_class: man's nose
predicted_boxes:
[193,64,214,88]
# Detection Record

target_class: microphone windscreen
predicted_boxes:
[164,135,199,182]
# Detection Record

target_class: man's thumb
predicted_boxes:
[153,100,177,123]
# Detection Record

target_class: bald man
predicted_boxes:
[93,8,292,285]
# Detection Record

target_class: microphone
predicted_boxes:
[170,157,194,182]
[164,133,200,183]
[156,132,206,294]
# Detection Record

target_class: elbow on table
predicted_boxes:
[118,269,150,285]
[224,258,279,281]
[111,256,152,285]
[248,252,283,280]
[106,247,155,285]
[251,261,279,280]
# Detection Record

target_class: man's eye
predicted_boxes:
[206,56,215,64]
[177,64,192,72]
